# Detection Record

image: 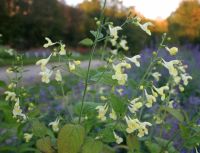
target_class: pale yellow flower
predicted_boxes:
[137,122,152,137]
[24,133,33,143]
[181,74,192,86]
[179,85,185,92]
[49,118,60,132]
[74,60,81,65]
[112,72,128,85]
[100,96,107,101]
[8,82,16,89]
[6,67,13,74]
[96,104,108,121]
[36,54,52,69]
[126,55,141,67]
[109,109,117,120]
[128,97,143,113]
[139,22,153,36]
[162,60,180,77]
[109,25,122,40]
[165,47,178,56]
[43,37,55,48]
[5,91,17,101]
[125,116,140,133]
[113,131,123,144]
[153,115,163,124]
[39,68,53,83]
[55,70,62,82]
[59,44,66,55]
[152,72,161,81]
[153,85,169,101]
[144,90,156,108]
[120,39,129,51]
[69,61,75,71]
[111,49,118,55]
[13,99,26,120]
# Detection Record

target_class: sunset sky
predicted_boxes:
[65,0,183,20]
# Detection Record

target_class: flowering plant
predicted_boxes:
[1,0,199,153]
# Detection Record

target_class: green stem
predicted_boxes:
[78,0,107,123]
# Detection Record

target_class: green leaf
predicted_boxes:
[109,94,127,117]
[79,38,93,47]
[126,135,140,153]
[74,102,99,117]
[57,124,85,153]
[162,107,184,122]
[32,120,48,138]
[82,137,103,153]
[99,128,115,143]
[36,137,54,153]
[90,30,103,39]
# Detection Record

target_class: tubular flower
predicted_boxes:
[36,54,52,69]
[59,44,66,55]
[113,131,123,144]
[109,25,122,40]
[165,47,178,56]
[49,118,60,132]
[181,74,192,86]
[109,109,117,120]
[24,133,33,143]
[125,116,140,133]
[8,82,16,89]
[152,72,162,81]
[100,96,107,101]
[128,97,143,113]
[5,91,17,101]
[153,85,169,101]
[139,22,153,35]
[112,73,128,85]
[120,39,129,51]
[43,37,55,48]
[137,122,152,138]
[55,70,62,82]
[96,104,108,121]
[68,60,81,71]
[13,99,26,120]
[39,67,53,84]
[162,60,180,77]
[126,55,141,67]
[144,90,156,108]
[112,62,131,85]
[6,67,13,74]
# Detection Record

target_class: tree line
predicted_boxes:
[0,0,199,53]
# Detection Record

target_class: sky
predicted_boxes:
[65,0,183,20]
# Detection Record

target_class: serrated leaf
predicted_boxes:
[57,124,85,153]
[32,120,48,138]
[79,38,93,47]
[82,137,103,153]
[162,107,184,122]
[36,137,54,153]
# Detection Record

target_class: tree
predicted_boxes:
[168,0,200,44]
